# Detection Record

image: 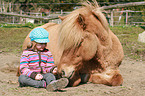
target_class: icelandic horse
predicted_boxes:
[21,0,124,87]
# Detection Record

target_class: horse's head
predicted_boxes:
[57,2,111,81]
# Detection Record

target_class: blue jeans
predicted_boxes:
[18,73,56,88]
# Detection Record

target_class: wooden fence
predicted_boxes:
[0,10,70,24]
[108,10,145,26]
[0,10,144,26]
[0,1,145,26]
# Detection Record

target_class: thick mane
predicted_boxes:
[82,0,109,31]
[58,0,109,51]
[58,10,84,50]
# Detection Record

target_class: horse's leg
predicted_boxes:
[68,72,81,87]
[89,69,123,86]
[80,73,90,83]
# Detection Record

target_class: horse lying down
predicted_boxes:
[21,1,124,87]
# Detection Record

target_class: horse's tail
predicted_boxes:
[16,66,21,77]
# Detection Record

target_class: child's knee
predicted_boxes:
[44,73,55,79]
[18,75,28,83]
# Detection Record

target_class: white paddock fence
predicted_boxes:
[0,10,144,26]
[0,10,67,24]
[107,10,145,26]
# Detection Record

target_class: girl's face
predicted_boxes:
[35,43,47,51]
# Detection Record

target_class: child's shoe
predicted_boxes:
[46,78,69,92]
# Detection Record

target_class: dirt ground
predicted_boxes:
[0,53,145,96]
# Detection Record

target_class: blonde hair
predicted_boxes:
[58,13,83,50]
[26,41,37,51]
[58,0,109,51]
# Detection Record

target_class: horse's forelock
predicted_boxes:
[58,13,83,51]
[58,1,109,51]
[82,1,109,31]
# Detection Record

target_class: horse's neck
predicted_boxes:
[45,24,63,65]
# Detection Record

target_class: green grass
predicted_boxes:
[0,27,31,54]
[110,26,145,60]
[0,24,145,60]
[0,23,42,54]
[0,23,42,29]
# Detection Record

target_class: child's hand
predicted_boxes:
[53,67,58,75]
[35,74,43,80]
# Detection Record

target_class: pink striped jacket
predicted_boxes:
[20,49,55,79]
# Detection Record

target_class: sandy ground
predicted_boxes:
[0,53,145,96]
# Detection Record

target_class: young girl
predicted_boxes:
[18,28,68,92]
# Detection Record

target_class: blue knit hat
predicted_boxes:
[29,28,50,43]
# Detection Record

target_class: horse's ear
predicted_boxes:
[92,10,109,31]
[58,15,67,21]
[77,14,86,30]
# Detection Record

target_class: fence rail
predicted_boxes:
[0,10,144,26]
[107,10,145,26]
[0,12,59,20]
[0,1,145,26]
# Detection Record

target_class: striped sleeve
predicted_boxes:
[20,51,33,77]
[45,51,55,73]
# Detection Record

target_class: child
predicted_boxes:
[18,28,69,92]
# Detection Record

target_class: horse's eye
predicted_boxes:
[78,37,84,47]
[93,14,99,21]
[77,55,79,57]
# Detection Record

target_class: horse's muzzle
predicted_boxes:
[61,70,75,79]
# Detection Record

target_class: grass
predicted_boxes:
[0,24,145,60]
[0,27,31,54]
[110,26,145,60]
[0,23,41,55]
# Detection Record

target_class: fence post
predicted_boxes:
[40,13,42,24]
[2,1,5,12]
[110,10,114,26]
[0,0,2,12]
[9,3,11,12]
[13,16,14,24]
[61,9,63,15]
[126,11,128,25]
[20,10,23,24]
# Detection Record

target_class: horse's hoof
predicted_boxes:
[110,73,123,86]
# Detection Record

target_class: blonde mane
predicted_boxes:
[58,0,109,51]
[58,11,84,50]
